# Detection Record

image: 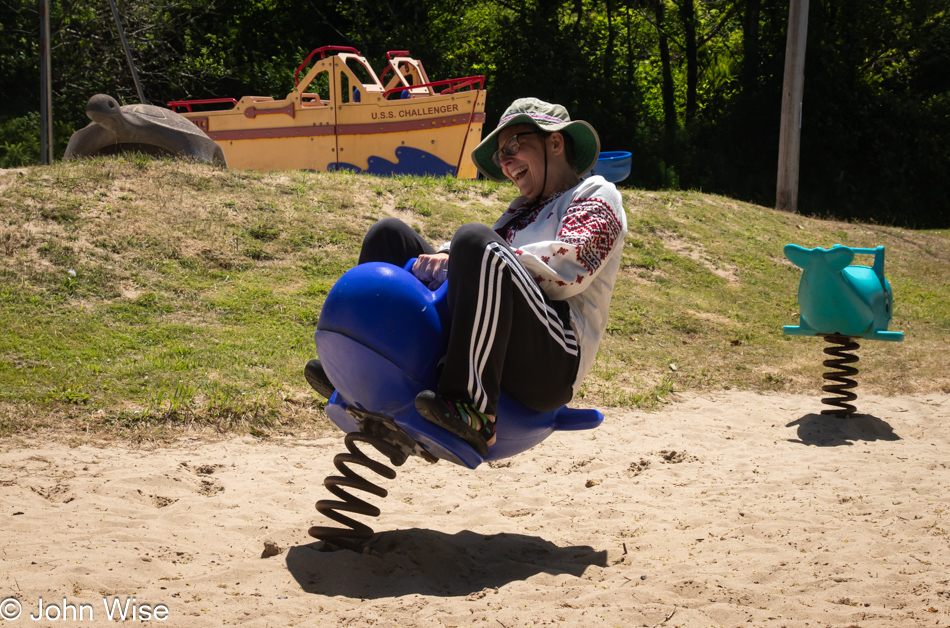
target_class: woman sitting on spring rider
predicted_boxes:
[306,97,627,457]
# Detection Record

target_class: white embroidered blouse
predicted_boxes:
[492,175,627,394]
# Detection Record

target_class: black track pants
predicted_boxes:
[359,218,580,416]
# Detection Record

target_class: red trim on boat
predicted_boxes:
[207,125,336,141]
[340,115,466,135]
[294,46,361,85]
[383,76,484,98]
[206,112,483,142]
[167,98,237,113]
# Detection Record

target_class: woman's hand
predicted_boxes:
[412,252,450,289]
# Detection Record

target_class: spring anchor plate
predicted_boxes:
[821,334,860,418]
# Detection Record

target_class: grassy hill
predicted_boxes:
[1,158,947,442]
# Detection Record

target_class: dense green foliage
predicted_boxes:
[2,0,948,226]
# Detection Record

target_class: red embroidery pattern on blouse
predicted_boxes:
[495,191,565,244]
[557,198,623,274]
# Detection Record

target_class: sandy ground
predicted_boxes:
[2,390,949,628]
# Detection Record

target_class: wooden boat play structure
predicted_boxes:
[168,46,487,178]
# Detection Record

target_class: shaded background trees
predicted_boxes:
[2,0,947,227]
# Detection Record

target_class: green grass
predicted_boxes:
[1,156,947,442]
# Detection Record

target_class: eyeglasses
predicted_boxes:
[491,131,543,167]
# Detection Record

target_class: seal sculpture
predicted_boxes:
[64,94,227,166]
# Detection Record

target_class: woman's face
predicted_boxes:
[496,123,549,199]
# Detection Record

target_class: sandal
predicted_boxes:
[415,390,496,456]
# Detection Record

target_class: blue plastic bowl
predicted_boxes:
[591,151,632,183]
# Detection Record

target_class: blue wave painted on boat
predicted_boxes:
[329,146,456,177]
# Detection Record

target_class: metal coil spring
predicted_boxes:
[309,431,407,552]
[821,334,860,418]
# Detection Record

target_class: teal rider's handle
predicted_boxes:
[845,245,886,287]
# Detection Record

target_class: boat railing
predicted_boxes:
[383,75,485,99]
[168,48,483,113]
[167,98,238,113]
[294,45,362,86]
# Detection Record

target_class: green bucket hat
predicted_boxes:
[471,97,601,183]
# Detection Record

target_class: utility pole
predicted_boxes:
[39,0,54,164]
[776,0,809,213]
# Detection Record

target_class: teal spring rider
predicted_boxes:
[307,260,603,552]
[783,244,904,417]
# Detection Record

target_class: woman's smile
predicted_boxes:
[509,164,528,180]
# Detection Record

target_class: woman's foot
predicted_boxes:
[303,359,335,399]
[415,390,496,456]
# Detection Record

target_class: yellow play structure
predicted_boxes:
[168,46,487,178]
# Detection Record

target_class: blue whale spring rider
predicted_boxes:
[312,259,604,470]
[304,260,604,550]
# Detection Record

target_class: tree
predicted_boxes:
[644,0,677,141]
[677,0,697,122]
[741,0,761,91]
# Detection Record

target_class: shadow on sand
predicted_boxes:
[786,413,901,446]
[286,528,607,599]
